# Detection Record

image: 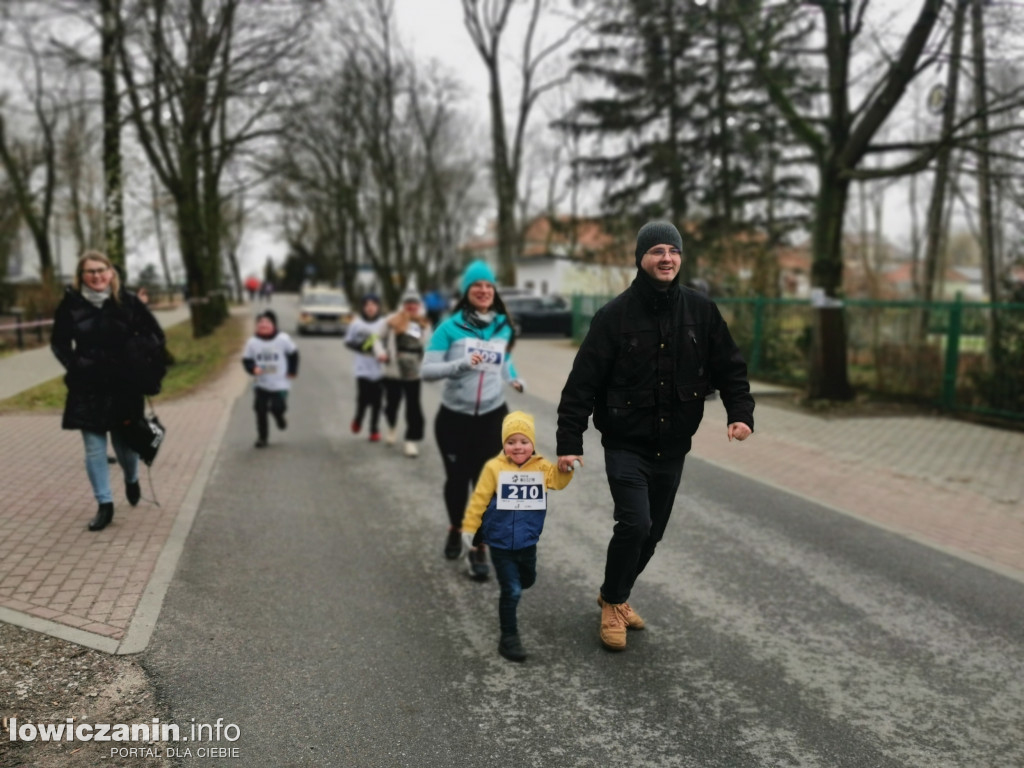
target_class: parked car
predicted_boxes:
[296,288,353,336]
[503,294,573,337]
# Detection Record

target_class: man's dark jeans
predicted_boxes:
[601,448,685,604]
[489,545,537,636]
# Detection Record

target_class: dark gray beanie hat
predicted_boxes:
[635,221,683,266]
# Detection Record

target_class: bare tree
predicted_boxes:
[735,0,1024,399]
[462,0,583,286]
[115,0,318,335]
[0,27,61,288]
[268,0,482,305]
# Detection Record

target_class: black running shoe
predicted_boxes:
[498,633,526,662]
[444,528,462,559]
[468,545,490,581]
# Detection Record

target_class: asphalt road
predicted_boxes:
[143,301,1024,767]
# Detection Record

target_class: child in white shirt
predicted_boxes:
[344,294,388,442]
[242,310,299,448]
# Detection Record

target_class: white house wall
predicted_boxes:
[516,259,635,297]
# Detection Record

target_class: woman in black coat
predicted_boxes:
[51,251,166,531]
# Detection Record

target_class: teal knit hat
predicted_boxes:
[460,260,497,294]
[635,221,683,266]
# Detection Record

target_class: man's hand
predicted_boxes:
[727,423,752,442]
[557,455,583,472]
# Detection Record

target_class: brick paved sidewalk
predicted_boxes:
[0,362,246,653]
[689,405,1024,581]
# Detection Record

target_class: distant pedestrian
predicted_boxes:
[421,260,525,581]
[460,410,573,662]
[260,281,275,303]
[242,310,299,448]
[556,221,754,652]
[345,294,388,442]
[51,250,167,531]
[381,288,431,457]
[424,288,447,326]
[244,276,261,302]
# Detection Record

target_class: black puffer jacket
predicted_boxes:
[556,274,754,460]
[51,288,165,432]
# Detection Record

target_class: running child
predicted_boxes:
[345,294,388,441]
[460,410,574,662]
[242,310,299,448]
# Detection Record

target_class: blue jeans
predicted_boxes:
[489,545,537,637]
[82,430,139,504]
[601,448,685,604]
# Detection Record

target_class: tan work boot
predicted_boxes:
[598,594,645,630]
[599,596,627,651]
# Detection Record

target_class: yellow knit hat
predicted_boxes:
[501,410,535,445]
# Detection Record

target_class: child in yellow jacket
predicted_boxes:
[460,410,574,662]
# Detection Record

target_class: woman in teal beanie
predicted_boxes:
[421,260,526,580]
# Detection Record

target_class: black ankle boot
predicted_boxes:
[88,502,114,531]
[126,481,141,507]
[498,633,527,662]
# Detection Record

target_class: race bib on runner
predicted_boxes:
[467,338,506,371]
[497,471,546,510]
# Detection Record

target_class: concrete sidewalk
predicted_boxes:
[1,332,1022,655]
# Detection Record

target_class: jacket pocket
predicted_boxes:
[674,385,706,437]
[606,388,655,418]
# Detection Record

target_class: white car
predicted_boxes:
[297,288,353,336]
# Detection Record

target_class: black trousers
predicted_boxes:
[253,388,287,441]
[601,448,685,604]
[434,404,508,530]
[383,378,425,441]
[354,378,383,433]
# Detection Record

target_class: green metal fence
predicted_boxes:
[571,293,1024,422]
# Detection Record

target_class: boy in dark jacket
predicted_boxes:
[556,221,754,652]
[460,411,574,662]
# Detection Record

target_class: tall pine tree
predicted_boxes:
[562,0,811,292]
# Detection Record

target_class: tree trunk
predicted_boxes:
[100,0,125,269]
[918,0,967,341]
[488,66,518,288]
[150,174,174,291]
[808,165,853,400]
[970,0,1001,367]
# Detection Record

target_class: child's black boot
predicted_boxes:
[498,633,526,662]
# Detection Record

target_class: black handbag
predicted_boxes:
[117,403,166,467]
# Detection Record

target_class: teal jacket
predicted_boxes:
[420,310,520,415]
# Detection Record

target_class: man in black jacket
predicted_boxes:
[556,221,754,651]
